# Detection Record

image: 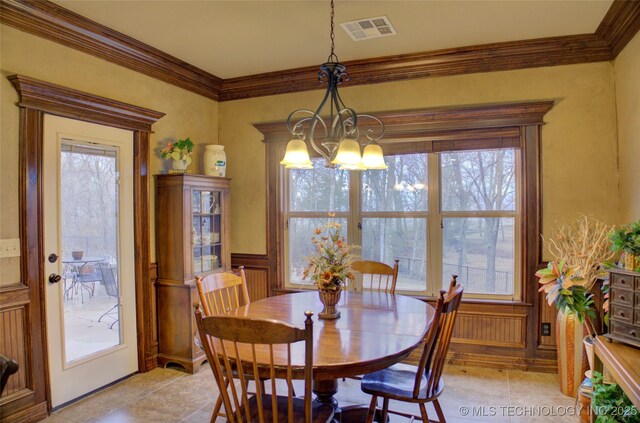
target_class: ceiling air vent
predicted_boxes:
[340,16,397,41]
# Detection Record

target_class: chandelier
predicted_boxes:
[280,0,386,170]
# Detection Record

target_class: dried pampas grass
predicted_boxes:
[544,215,615,290]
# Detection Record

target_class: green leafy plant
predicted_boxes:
[609,220,640,272]
[592,371,640,423]
[302,220,356,291]
[161,138,194,165]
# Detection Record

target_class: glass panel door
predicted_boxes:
[192,189,222,274]
[60,141,122,362]
[44,114,137,408]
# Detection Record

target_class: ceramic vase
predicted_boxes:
[556,310,589,397]
[318,288,342,319]
[171,159,188,173]
[204,145,226,176]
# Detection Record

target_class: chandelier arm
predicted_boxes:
[285,109,330,160]
[332,108,358,139]
[356,114,385,142]
[287,109,323,137]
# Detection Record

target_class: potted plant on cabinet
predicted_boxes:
[536,216,615,397]
[609,219,640,272]
[161,137,194,173]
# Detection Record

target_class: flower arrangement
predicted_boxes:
[161,137,194,165]
[302,221,356,291]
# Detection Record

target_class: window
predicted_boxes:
[440,150,518,297]
[260,102,553,303]
[284,148,520,299]
[286,159,350,285]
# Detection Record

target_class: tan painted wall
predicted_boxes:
[614,32,640,223]
[220,62,619,258]
[0,25,219,285]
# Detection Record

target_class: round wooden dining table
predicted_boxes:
[229,290,435,420]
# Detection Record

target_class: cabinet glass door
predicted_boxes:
[192,190,222,274]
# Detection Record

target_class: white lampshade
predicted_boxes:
[281,139,313,169]
[361,143,387,169]
[331,138,361,166]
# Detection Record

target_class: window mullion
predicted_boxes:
[350,170,362,257]
[427,153,441,296]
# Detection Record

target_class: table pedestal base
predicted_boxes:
[313,379,387,422]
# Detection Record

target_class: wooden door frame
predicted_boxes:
[7,75,164,414]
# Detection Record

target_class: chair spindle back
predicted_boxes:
[196,267,249,316]
[195,308,314,423]
[413,275,463,399]
[351,260,399,294]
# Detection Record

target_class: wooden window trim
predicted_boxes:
[257,100,553,357]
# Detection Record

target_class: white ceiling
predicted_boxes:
[54,0,614,79]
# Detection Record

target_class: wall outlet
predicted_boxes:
[0,239,21,258]
[541,322,551,336]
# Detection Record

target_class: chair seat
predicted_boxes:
[247,394,335,423]
[361,363,443,402]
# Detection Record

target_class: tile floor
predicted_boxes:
[42,365,580,422]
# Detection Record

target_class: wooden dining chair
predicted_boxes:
[196,267,254,419]
[195,266,250,316]
[195,308,335,423]
[351,259,399,294]
[360,275,463,423]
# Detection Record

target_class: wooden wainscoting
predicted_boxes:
[231,254,270,302]
[0,285,48,422]
[452,311,527,348]
[0,305,27,398]
[402,300,556,372]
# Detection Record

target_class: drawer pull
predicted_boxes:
[620,312,625,317]
[620,295,625,301]
[631,330,637,337]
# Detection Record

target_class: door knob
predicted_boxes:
[48,253,58,263]
[48,273,62,284]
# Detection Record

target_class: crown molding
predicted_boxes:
[0,0,222,100]
[1,0,638,102]
[220,34,611,101]
[9,74,165,131]
[596,0,640,57]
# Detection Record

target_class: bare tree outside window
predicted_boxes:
[61,145,118,262]
[284,148,519,297]
[441,149,517,295]
[362,154,428,291]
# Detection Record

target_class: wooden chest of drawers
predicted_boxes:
[606,268,640,348]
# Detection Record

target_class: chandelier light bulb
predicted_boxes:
[280,138,313,169]
[332,138,362,166]
[361,143,388,169]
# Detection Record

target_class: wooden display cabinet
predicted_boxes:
[155,174,231,373]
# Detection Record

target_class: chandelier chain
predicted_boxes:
[328,0,338,63]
